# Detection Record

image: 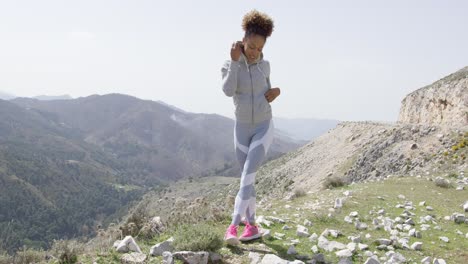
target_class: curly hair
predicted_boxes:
[242,10,274,38]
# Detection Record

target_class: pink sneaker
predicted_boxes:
[239,223,262,242]
[224,224,240,245]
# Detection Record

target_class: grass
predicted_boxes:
[13,174,467,264]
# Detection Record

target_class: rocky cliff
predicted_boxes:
[398,66,468,127]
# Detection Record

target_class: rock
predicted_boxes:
[282,225,291,230]
[112,240,121,249]
[120,252,147,264]
[346,243,356,252]
[405,218,415,225]
[398,194,406,200]
[378,209,385,215]
[454,213,466,224]
[257,216,273,227]
[349,211,359,217]
[337,257,353,264]
[348,235,361,243]
[355,221,368,230]
[150,237,174,256]
[287,245,297,255]
[162,251,173,264]
[274,233,285,240]
[433,259,447,264]
[439,236,449,243]
[266,216,286,224]
[419,201,426,206]
[358,243,369,251]
[209,252,222,263]
[344,216,353,224]
[173,251,209,264]
[343,190,352,196]
[364,258,381,264]
[312,253,325,263]
[426,206,434,211]
[262,229,271,239]
[296,225,310,237]
[376,239,392,246]
[248,252,262,264]
[411,242,423,251]
[421,256,431,264]
[387,252,406,263]
[260,254,289,264]
[309,233,318,242]
[464,202,468,213]
[334,198,343,209]
[116,236,142,253]
[304,219,313,226]
[311,245,319,253]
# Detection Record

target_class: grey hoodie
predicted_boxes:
[221,52,272,124]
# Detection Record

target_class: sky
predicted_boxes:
[1,0,467,122]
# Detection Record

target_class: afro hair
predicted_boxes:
[242,10,274,38]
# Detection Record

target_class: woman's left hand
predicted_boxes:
[265,88,281,103]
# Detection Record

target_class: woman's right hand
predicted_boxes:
[231,41,243,61]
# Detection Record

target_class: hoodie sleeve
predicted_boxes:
[221,60,240,97]
[265,61,272,89]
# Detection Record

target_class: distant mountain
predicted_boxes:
[0,99,147,253]
[0,91,15,100]
[273,117,340,141]
[11,94,301,182]
[33,94,73,101]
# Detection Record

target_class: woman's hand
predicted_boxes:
[265,88,281,103]
[231,41,243,61]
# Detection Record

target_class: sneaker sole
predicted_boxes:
[239,233,262,242]
[224,237,240,245]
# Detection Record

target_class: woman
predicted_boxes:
[221,9,281,245]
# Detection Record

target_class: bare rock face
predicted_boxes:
[398,66,468,127]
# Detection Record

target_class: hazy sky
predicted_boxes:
[1,0,467,122]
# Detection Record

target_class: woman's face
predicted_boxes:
[242,34,266,64]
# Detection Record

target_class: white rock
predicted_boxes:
[308,233,318,242]
[364,258,381,264]
[262,229,271,239]
[256,216,273,227]
[287,245,297,255]
[376,239,392,246]
[334,198,343,209]
[112,240,121,249]
[304,219,312,226]
[282,225,291,230]
[421,256,431,264]
[439,236,449,243]
[348,235,361,243]
[344,216,354,224]
[162,251,173,264]
[358,243,369,251]
[335,249,353,258]
[117,236,142,253]
[433,259,447,264]
[296,225,310,237]
[355,221,368,230]
[350,211,359,217]
[426,206,434,211]
[398,194,406,199]
[121,252,147,264]
[260,254,289,264]
[463,201,468,212]
[150,238,174,256]
[265,216,286,224]
[411,242,423,251]
[343,190,352,196]
[311,245,319,253]
[248,252,262,264]
[172,251,209,264]
[419,201,426,206]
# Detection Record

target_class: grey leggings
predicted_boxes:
[231,119,274,225]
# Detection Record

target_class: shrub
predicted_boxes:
[14,247,45,264]
[434,178,451,189]
[172,223,223,252]
[323,177,347,189]
[50,240,82,264]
